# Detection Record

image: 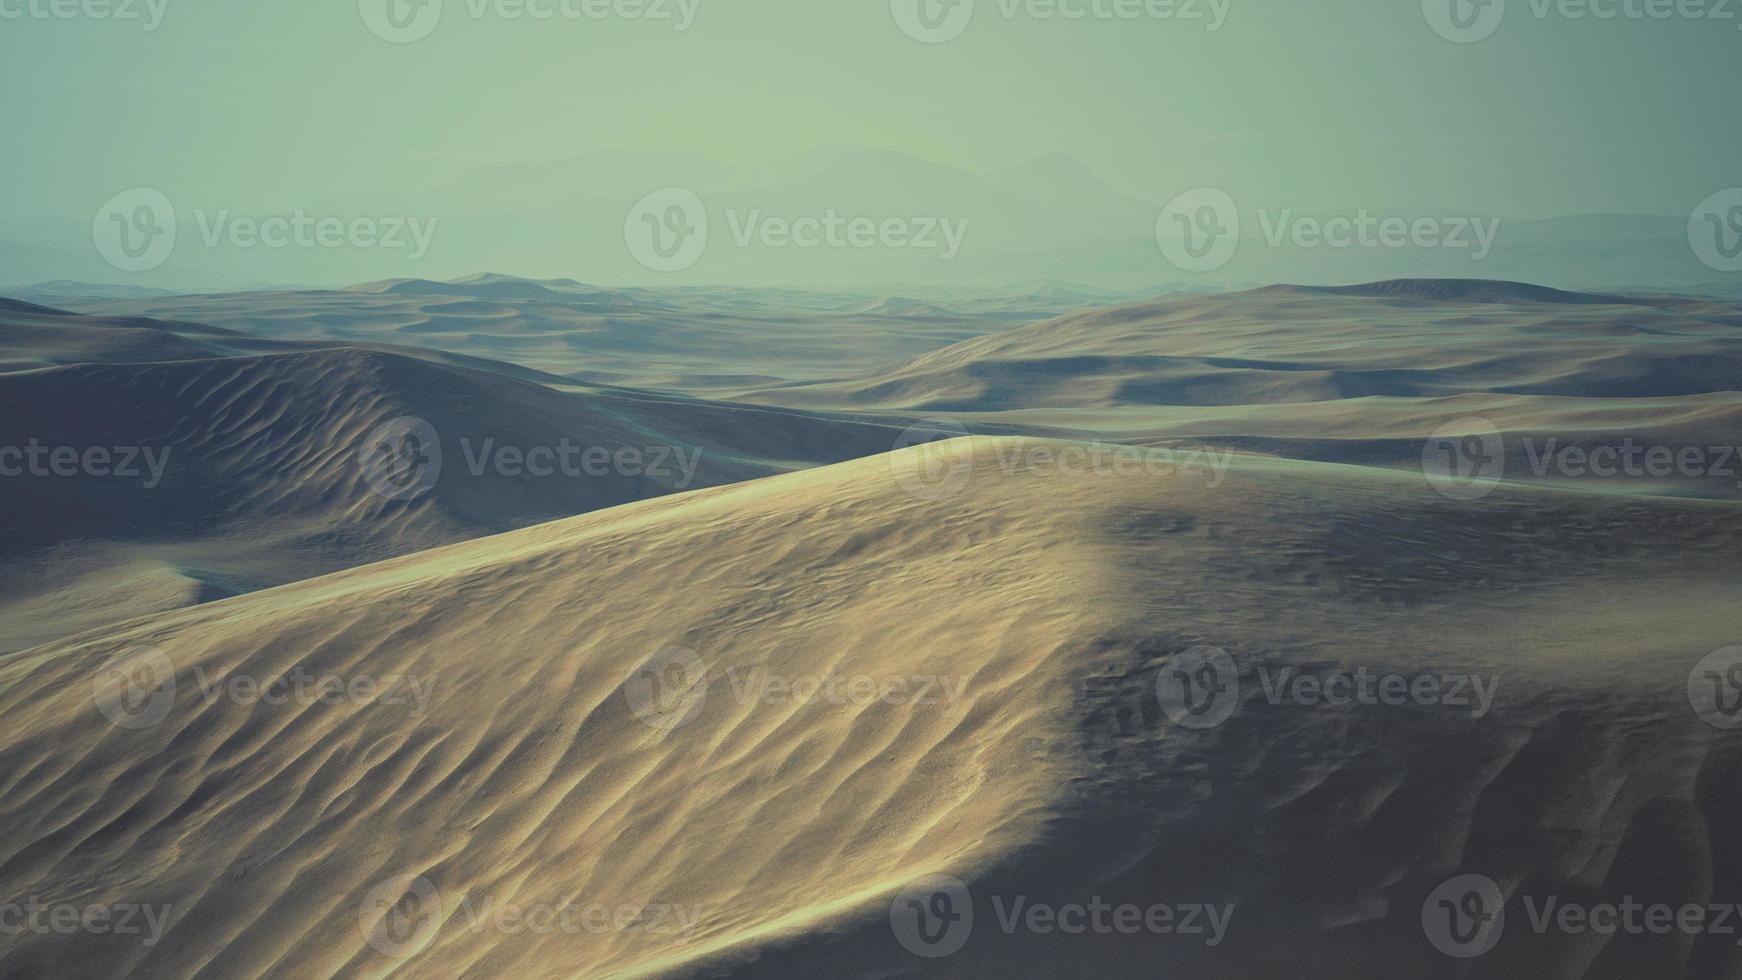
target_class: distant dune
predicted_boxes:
[72,276,1016,392]
[1,439,1736,978]
[749,281,1742,497]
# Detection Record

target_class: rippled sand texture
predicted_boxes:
[3,439,1738,978]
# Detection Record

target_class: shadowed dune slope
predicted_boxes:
[1,438,1737,978]
[0,341,911,652]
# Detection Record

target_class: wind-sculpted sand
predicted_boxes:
[0,302,915,651]
[749,280,1742,497]
[2,439,1737,978]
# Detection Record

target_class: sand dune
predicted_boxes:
[68,277,1015,393]
[748,281,1742,497]
[0,304,916,651]
[0,438,1737,978]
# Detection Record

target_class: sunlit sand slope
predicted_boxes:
[746,280,1742,497]
[1,438,1737,978]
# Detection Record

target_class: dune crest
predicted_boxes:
[2,438,1737,977]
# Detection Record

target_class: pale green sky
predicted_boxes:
[2,0,1736,221]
